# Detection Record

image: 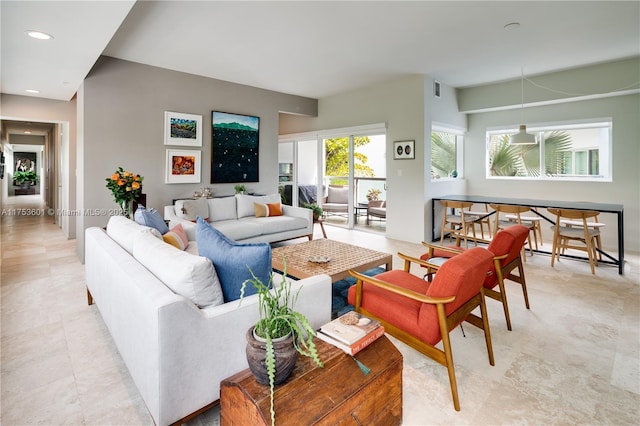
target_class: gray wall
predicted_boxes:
[77,56,317,258]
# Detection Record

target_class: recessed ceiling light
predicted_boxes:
[25,30,53,40]
[25,89,40,94]
[24,131,32,134]
[504,22,521,30]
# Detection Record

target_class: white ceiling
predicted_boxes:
[1,0,639,103]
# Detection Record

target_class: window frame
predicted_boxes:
[431,124,464,182]
[486,118,612,182]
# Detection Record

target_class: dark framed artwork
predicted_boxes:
[393,140,415,160]
[211,111,259,183]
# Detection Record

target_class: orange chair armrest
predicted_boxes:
[348,269,456,305]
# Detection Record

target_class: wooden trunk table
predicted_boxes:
[220,335,402,425]
[271,239,393,283]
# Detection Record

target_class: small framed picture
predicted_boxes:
[393,140,415,160]
[165,149,201,184]
[164,111,202,147]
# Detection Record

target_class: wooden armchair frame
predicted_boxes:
[421,224,531,331]
[348,250,494,411]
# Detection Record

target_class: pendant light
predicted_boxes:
[509,68,537,145]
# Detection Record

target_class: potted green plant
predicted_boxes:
[240,266,323,426]
[13,170,39,187]
[234,184,247,194]
[366,188,382,202]
[302,203,323,221]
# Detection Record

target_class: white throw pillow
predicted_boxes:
[235,193,281,218]
[175,198,209,222]
[106,215,162,254]
[207,196,237,222]
[133,229,223,308]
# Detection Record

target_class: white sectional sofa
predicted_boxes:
[164,193,313,243]
[85,216,331,425]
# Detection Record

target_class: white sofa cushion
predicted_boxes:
[207,196,237,222]
[133,229,223,308]
[211,219,263,241]
[240,215,308,235]
[175,198,209,222]
[235,193,280,218]
[106,215,162,254]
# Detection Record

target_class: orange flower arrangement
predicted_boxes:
[105,167,143,217]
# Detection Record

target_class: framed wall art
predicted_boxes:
[165,149,201,184]
[393,140,415,160]
[164,111,203,147]
[211,111,259,183]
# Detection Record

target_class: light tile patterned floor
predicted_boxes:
[2,195,639,425]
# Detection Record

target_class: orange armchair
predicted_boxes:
[421,225,531,331]
[348,247,495,411]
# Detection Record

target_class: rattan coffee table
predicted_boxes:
[271,239,392,283]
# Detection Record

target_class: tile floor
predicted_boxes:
[1,195,639,425]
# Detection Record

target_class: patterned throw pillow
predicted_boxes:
[254,202,283,217]
[196,217,272,302]
[134,204,170,235]
[175,198,209,222]
[162,223,190,250]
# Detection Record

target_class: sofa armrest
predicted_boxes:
[164,205,197,240]
[282,204,312,221]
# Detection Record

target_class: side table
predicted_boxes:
[220,335,402,425]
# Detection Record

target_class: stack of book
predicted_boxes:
[317,311,385,355]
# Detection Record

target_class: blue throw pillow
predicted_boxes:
[134,204,170,235]
[196,217,272,302]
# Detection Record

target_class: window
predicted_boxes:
[431,126,463,180]
[486,120,611,181]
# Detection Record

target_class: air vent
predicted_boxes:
[434,81,441,98]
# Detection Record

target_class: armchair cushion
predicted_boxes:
[348,269,427,337]
[352,247,493,345]
[327,186,348,203]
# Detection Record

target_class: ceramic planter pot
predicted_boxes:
[245,326,297,385]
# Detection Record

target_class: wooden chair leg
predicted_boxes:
[479,289,495,366]
[438,312,460,411]
[496,279,512,331]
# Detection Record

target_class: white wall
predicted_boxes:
[0,94,77,237]
[280,75,468,244]
[463,94,639,252]
[280,75,431,244]
[281,59,639,255]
